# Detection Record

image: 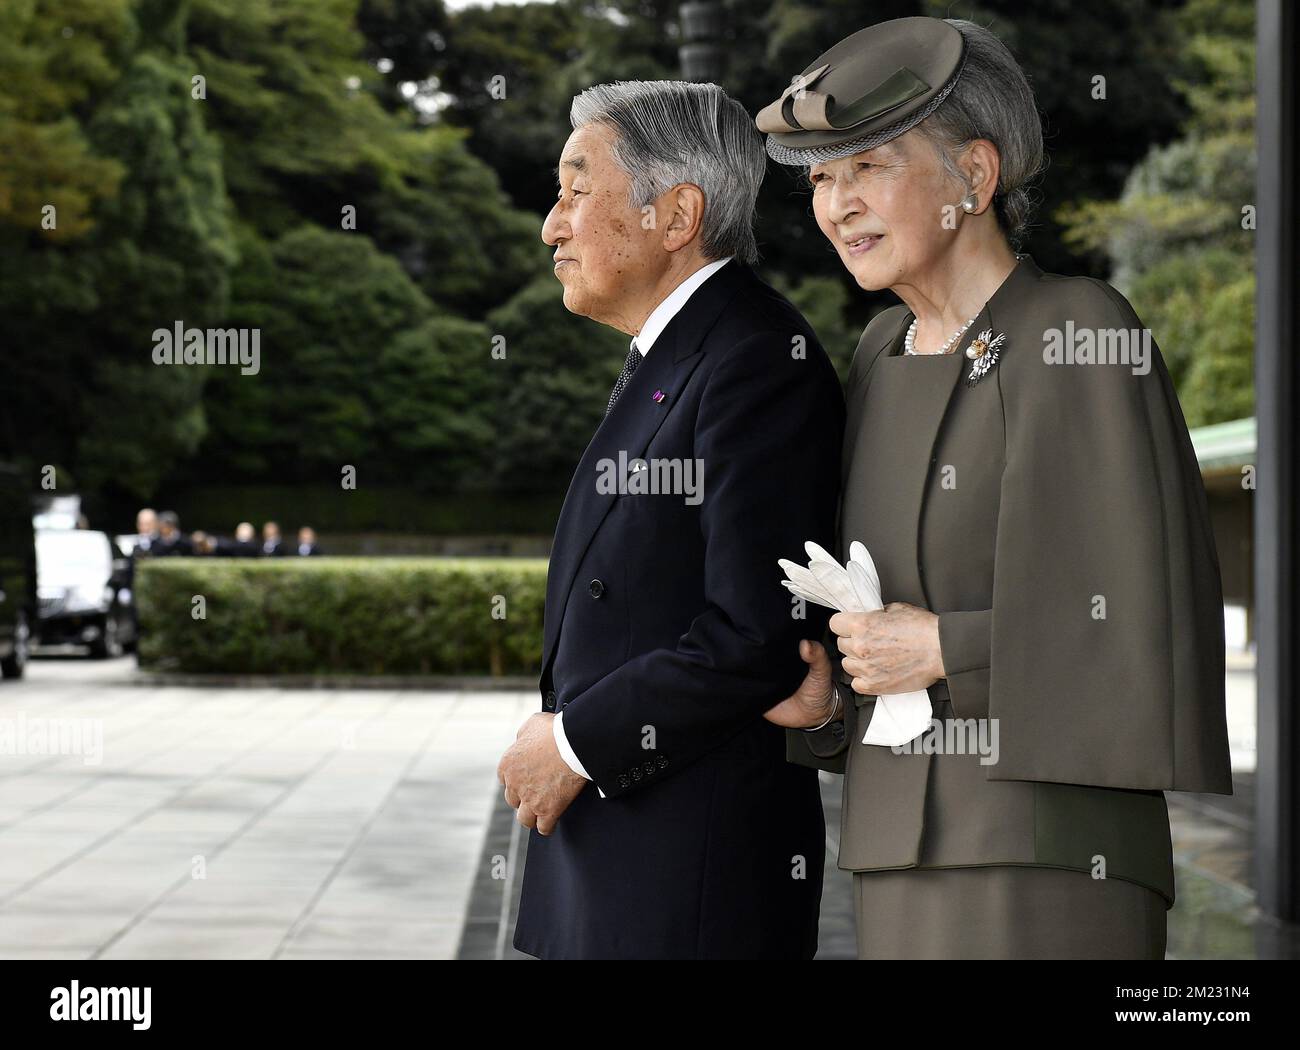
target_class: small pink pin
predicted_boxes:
[651,389,666,403]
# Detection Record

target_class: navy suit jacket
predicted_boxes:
[513,260,845,959]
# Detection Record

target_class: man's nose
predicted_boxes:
[541,203,566,246]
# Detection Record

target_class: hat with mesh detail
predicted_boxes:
[757,17,966,167]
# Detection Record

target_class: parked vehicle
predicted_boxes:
[0,464,36,679]
[35,529,136,658]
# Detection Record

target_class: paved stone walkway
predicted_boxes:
[0,657,1285,959]
[0,658,531,959]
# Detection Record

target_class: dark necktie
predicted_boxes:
[606,341,641,415]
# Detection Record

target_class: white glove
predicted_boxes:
[779,541,933,747]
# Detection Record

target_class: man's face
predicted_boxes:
[541,124,664,329]
[137,511,156,535]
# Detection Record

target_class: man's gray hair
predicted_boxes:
[570,80,765,265]
[914,19,1046,248]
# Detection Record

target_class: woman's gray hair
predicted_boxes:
[915,19,1045,248]
[570,81,765,265]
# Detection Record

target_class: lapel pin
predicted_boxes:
[651,390,666,403]
[965,329,1006,387]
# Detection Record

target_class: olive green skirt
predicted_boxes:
[852,865,1167,960]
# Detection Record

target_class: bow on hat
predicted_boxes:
[755,61,932,135]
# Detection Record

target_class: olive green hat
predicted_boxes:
[757,16,966,166]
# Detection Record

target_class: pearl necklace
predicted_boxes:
[904,316,978,356]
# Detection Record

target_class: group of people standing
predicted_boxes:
[132,508,323,559]
[496,15,1232,961]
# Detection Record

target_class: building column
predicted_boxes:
[1254,0,1299,923]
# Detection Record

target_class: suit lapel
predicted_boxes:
[541,261,749,671]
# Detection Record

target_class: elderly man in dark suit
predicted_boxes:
[497,80,845,959]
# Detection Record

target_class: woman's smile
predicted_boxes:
[844,234,885,256]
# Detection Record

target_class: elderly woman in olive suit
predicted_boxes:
[760,16,1232,959]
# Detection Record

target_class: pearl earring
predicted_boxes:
[960,193,978,213]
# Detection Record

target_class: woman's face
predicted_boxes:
[808,131,963,291]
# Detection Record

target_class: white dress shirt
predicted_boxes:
[553,256,734,789]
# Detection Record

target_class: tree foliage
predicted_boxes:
[0,0,1255,526]
[1056,0,1254,426]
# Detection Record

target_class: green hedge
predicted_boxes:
[135,558,547,675]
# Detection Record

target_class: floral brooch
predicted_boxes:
[965,328,1006,386]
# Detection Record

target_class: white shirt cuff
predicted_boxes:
[553,710,605,798]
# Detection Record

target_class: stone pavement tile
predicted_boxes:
[79,837,213,869]
[277,948,440,960]
[196,855,337,887]
[0,949,95,960]
[235,827,361,854]
[321,853,506,934]
[279,916,463,959]
[3,873,171,915]
[159,780,293,815]
[0,773,93,810]
[307,893,451,925]
[0,807,39,824]
[0,908,134,952]
[23,853,189,889]
[0,839,96,882]
[114,808,257,839]
[1,664,544,957]
[311,863,476,923]
[8,802,164,835]
[98,918,290,960]
[146,884,317,926]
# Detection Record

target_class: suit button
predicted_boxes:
[618,775,630,789]
[543,690,556,711]
[588,579,604,598]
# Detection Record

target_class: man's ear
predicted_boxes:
[662,183,706,252]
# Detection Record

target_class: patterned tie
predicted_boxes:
[605,341,642,415]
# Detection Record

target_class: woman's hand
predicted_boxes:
[764,639,839,728]
[830,603,944,696]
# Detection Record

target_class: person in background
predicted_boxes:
[295,526,323,556]
[188,530,217,555]
[134,508,159,555]
[210,522,259,557]
[231,522,260,557]
[260,521,284,557]
[152,511,192,557]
